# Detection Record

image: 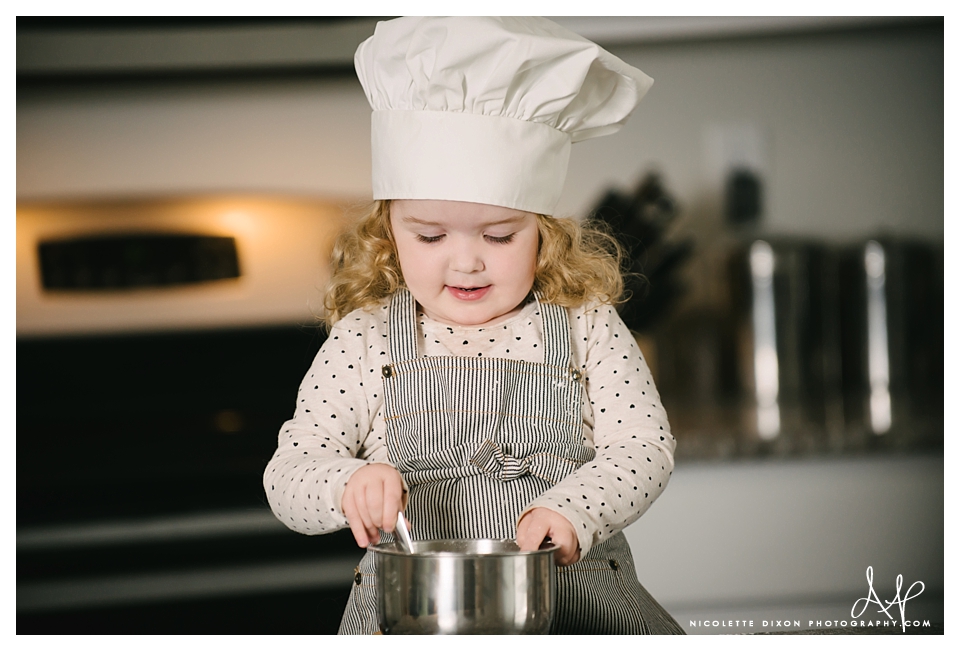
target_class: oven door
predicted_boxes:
[17,197,364,633]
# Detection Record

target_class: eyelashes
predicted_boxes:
[413,234,516,245]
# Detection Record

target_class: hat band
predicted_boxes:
[371,110,571,215]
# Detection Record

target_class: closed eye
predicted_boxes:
[415,234,444,244]
[485,234,515,244]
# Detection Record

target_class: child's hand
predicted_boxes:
[516,508,580,566]
[341,463,405,548]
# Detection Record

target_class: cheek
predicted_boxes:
[393,240,416,283]
[500,239,538,284]
[521,235,540,275]
[394,240,435,283]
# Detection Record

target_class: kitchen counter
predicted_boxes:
[623,452,943,634]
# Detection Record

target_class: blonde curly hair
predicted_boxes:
[322,200,626,328]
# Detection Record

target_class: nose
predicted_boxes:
[449,239,484,273]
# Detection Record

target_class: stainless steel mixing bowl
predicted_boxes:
[369,538,557,635]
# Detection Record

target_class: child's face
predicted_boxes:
[390,200,539,327]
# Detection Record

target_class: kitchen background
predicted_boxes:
[16,17,944,634]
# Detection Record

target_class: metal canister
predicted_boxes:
[727,238,844,448]
[837,238,943,444]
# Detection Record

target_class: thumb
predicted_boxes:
[516,514,549,552]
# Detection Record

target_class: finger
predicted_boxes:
[341,493,369,548]
[552,530,580,566]
[365,485,385,542]
[365,479,385,530]
[556,544,578,566]
[353,487,376,539]
[350,519,369,548]
[381,477,404,533]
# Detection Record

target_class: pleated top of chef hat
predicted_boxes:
[354,16,653,215]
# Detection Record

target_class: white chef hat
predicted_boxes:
[354,16,653,215]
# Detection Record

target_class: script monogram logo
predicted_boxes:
[851,566,925,633]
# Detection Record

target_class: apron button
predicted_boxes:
[609,559,620,571]
[382,365,393,378]
[354,568,362,585]
[571,369,583,381]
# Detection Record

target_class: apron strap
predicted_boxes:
[388,288,572,368]
[388,288,419,363]
[535,292,572,369]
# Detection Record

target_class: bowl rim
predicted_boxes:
[369,537,559,558]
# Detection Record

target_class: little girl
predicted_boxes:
[264,17,683,635]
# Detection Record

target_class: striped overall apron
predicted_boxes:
[338,289,684,634]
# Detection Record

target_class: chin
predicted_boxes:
[457,315,496,327]
[442,311,489,327]
[460,305,521,327]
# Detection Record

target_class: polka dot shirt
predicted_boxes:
[263,298,676,557]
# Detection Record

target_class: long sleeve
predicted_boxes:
[263,307,392,536]
[263,300,675,549]
[521,304,676,557]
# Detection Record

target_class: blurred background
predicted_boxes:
[17,16,943,634]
